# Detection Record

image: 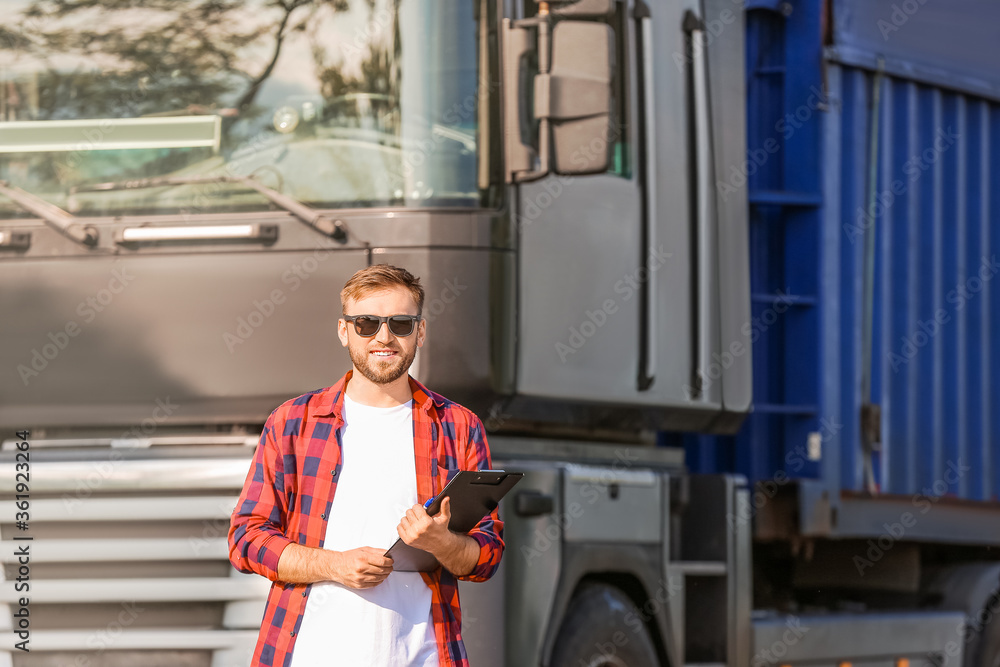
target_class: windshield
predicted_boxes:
[0,0,501,218]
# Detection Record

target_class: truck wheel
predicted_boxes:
[972,594,1000,667]
[550,582,661,667]
[927,565,1000,667]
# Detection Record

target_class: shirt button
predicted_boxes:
[301,591,307,597]
[290,631,296,637]
[321,513,327,519]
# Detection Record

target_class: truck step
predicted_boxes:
[669,561,727,576]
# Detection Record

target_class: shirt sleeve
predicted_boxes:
[228,410,295,581]
[457,414,505,582]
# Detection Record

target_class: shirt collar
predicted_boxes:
[312,369,445,419]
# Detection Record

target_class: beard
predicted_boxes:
[347,342,417,385]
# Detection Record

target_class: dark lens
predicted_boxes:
[387,316,415,336]
[354,316,380,336]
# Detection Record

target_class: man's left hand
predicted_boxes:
[397,496,454,554]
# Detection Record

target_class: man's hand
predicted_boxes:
[329,547,394,589]
[396,498,481,576]
[397,497,454,553]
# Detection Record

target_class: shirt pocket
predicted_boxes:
[436,464,459,495]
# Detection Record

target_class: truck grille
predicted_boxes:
[0,444,266,667]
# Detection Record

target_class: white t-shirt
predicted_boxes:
[289,395,439,667]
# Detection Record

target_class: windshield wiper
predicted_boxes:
[0,181,99,247]
[69,175,348,243]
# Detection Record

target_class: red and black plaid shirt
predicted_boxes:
[228,370,504,666]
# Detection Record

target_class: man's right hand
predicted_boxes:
[330,547,394,589]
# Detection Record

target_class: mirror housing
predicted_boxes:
[549,0,615,17]
[536,21,614,174]
[503,17,615,182]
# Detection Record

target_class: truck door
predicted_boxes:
[504,0,751,431]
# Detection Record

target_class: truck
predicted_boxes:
[1,0,998,665]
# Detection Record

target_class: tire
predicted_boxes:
[927,565,1000,667]
[550,582,661,667]
[970,593,1000,667]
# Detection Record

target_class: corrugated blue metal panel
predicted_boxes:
[823,65,1000,501]
[686,0,1000,507]
[828,0,1000,103]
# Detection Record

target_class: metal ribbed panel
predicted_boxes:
[685,3,1000,512]
[826,64,1000,501]
[0,451,264,666]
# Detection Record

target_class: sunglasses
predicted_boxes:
[342,314,421,337]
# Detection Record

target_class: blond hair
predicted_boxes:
[340,264,424,315]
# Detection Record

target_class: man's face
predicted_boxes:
[337,286,425,385]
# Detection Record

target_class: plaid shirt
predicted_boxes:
[228,370,504,667]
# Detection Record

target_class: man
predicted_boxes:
[228,264,504,667]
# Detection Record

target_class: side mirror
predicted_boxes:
[538,21,614,175]
[549,0,615,17]
[503,17,615,182]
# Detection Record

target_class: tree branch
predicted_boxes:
[235,0,309,111]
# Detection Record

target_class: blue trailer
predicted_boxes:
[677,1,1000,665]
[685,1,1000,528]
[683,0,1000,544]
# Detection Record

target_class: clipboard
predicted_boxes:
[385,469,522,572]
